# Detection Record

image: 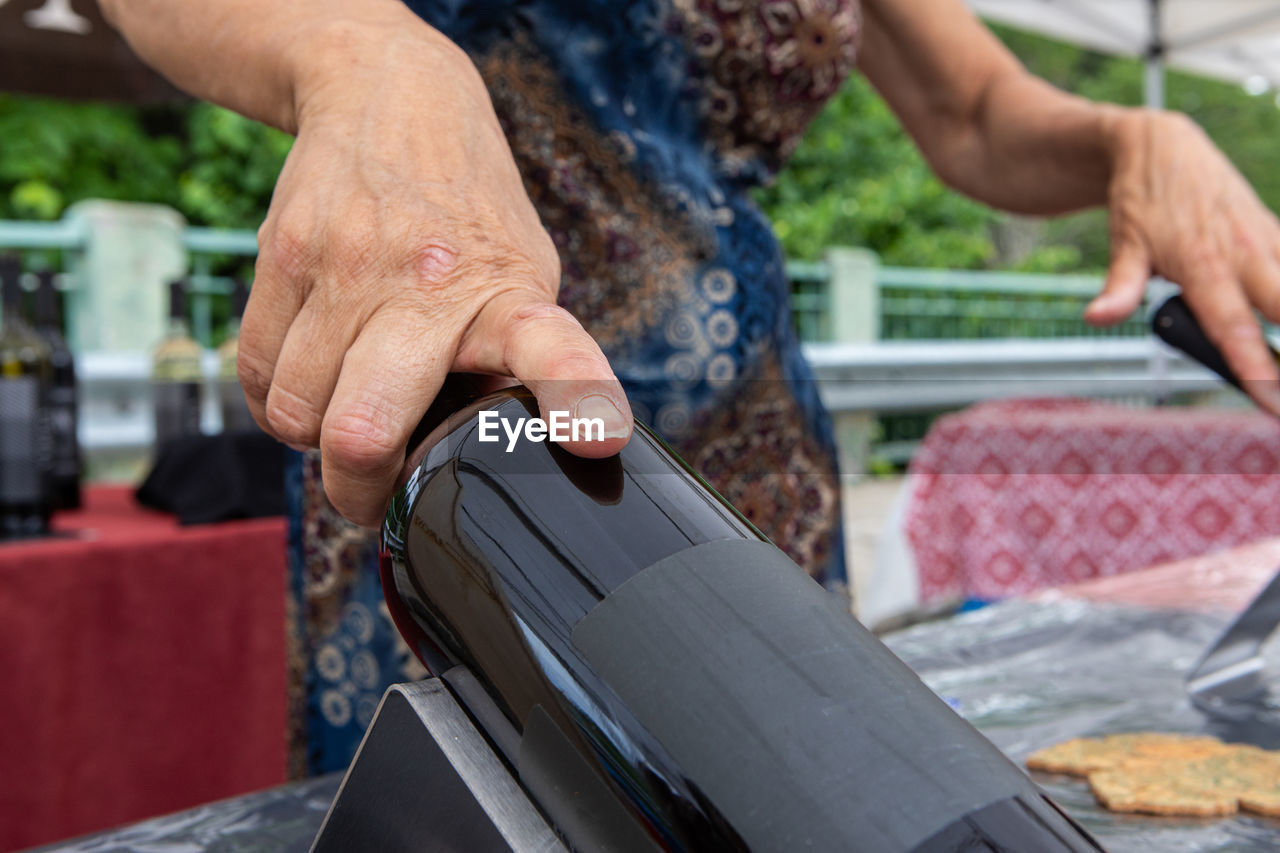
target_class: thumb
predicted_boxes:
[1087,234,1151,326]
[457,290,633,458]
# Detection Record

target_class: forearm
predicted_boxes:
[858,0,1131,216]
[951,72,1135,215]
[99,0,444,133]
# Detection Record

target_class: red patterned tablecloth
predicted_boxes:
[905,399,1280,603]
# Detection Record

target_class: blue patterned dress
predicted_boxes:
[287,0,861,775]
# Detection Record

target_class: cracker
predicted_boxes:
[1027,734,1280,818]
[1088,765,1239,817]
[1241,790,1280,817]
[1026,733,1227,775]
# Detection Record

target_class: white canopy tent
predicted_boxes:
[968,0,1280,107]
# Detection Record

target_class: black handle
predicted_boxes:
[1151,294,1244,391]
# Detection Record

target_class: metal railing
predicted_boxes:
[0,214,1140,349]
[785,259,1148,343]
[183,226,259,346]
[0,210,1228,473]
[0,217,88,283]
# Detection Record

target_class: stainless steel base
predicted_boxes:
[310,679,565,853]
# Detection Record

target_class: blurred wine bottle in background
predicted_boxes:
[152,279,203,448]
[34,271,81,511]
[0,256,53,539]
[217,278,256,433]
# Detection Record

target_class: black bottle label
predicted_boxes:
[219,379,258,433]
[47,383,78,479]
[0,376,44,503]
[154,380,202,444]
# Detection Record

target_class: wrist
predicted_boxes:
[1100,106,1202,174]
[280,9,472,133]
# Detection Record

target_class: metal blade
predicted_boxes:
[1187,567,1280,719]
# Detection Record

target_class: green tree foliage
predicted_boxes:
[754,73,1008,268]
[2,21,1278,276]
[0,95,290,227]
[758,24,1280,270]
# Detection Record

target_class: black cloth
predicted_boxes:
[136,430,286,524]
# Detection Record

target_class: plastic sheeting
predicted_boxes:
[886,598,1280,852]
[30,597,1280,852]
[27,775,339,852]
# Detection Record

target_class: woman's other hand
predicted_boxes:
[859,0,1280,415]
[1086,110,1280,413]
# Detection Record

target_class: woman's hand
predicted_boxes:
[859,0,1280,415]
[1086,110,1280,413]
[239,20,631,526]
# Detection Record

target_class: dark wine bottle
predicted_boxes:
[34,271,81,511]
[152,280,202,447]
[0,256,53,539]
[381,380,1104,852]
[217,278,256,433]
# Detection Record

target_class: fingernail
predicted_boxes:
[1087,294,1117,313]
[574,394,630,440]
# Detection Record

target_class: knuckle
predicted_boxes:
[1233,217,1268,262]
[500,301,609,380]
[507,300,582,330]
[1182,241,1229,277]
[326,495,381,530]
[264,385,324,445]
[541,350,611,380]
[259,220,316,282]
[255,218,275,249]
[321,403,403,473]
[1200,305,1255,345]
[236,348,274,401]
[412,241,462,287]
[531,234,562,284]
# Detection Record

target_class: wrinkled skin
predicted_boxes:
[239,26,631,526]
[1087,110,1280,412]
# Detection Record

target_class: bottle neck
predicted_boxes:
[34,282,59,330]
[2,301,30,336]
[2,286,22,324]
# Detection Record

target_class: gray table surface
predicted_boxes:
[30,598,1280,852]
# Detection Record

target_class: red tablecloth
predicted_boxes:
[0,487,288,852]
[905,399,1280,603]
